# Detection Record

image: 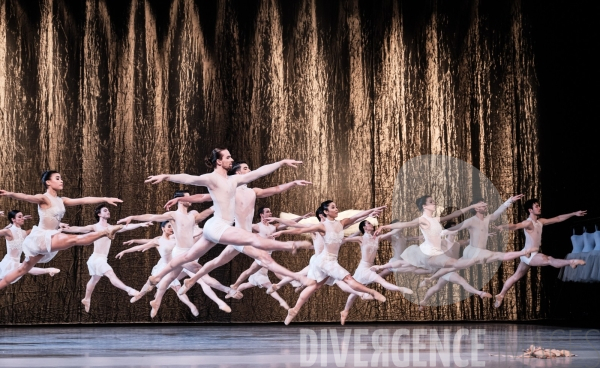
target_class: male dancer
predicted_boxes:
[493,198,586,308]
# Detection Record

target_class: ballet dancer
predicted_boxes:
[119,190,233,317]
[493,198,587,308]
[0,171,123,290]
[370,222,430,277]
[270,201,387,325]
[0,210,60,284]
[61,204,152,312]
[143,149,312,292]
[417,226,492,310]
[115,221,203,316]
[339,220,414,325]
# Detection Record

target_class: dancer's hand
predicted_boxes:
[300,212,312,219]
[293,180,312,186]
[123,240,136,245]
[370,265,383,272]
[105,197,123,206]
[280,159,302,168]
[59,223,70,229]
[118,216,134,226]
[139,222,153,228]
[0,190,12,197]
[374,225,388,236]
[574,210,587,217]
[164,197,180,210]
[270,231,283,238]
[495,225,507,231]
[115,251,126,259]
[145,174,170,184]
[23,214,33,220]
[510,194,524,202]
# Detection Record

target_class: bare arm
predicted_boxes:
[374,217,420,236]
[340,206,386,228]
[489,195,524,221]
[61,225,96,233]
[0,228,13,239]
[378,229,400,241]
[234,160,302,186]
[539,210,586,226]
[266,216,314,229]
[164,194,212,210]
[115,238,160,259]
[118,222,153,233]
[253,180,312,199]
[145,173,212,187]
[496,220,533,231]
[274,213,312,230]
[439,202,485,222]
[271,223,325,238]
[62,196,123,207]
[194,208,214,223]
[0,190,49,205]
[342,236,363,244]
[117,212,174,225]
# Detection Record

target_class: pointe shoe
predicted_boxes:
[493,294,504,308]
[266,284,280,295]
[399,287,413,295]
[49,268,60,277]
[418,301,427,312]
[150,300,160,318]
[340,310,349,325]
[232,291,244,300]
[280,301,290,310]
[219,304,232,313]
[479,292,492,299]
[183,278,195,291]
[284,308,298,325]
[131,283,154,303]
[570,259,586,269]
[81,299,91,313]
[178,283,191,296]
[360,293,374,300]
[190,305,199,317]
[371,291,386,303]
[105,224,124,240]
[128,289,140,298]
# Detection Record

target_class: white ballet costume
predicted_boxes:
[352,233,380,285]
[22,193,63,263]
[229,184,256,252]
[401,215,450,271]
[313,219,350,283]
[248,267,271,288]
[152,237,181,288]
[202,179,238,244]
[462,199,512,260]
[86,226,115,276]
[520,217,542,265]
[0,225,27,283]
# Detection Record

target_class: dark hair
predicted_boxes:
[415,195,431,212]
[524,198,539,214]
[359,220,369,234]
[469,197,485,215]
[315,207,325,220]
[204,148,228,169]
[228,161,248,176]
[8,210,21,224]
[320,200,334,217]
[160,221,169,229]
[94,203,108,222]
[173,190,190,199]
[41,170,59,189]
[257,207,269,216]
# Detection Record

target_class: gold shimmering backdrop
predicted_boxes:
[0,0,539,324]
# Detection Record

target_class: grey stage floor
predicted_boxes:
[0,323,599,367]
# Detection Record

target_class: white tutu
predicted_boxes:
[316,252,350,282]
[203,217,234,243]
[86,253,113,276]
[0,255,23,283]
[248,268,270,288]
[401,244,433,271]
[151,258,181,288]
[21,226,60,263]
[463,245,495,260]
[306,254,335,286]
[352,261,379,285]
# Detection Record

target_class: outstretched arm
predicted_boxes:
[164,194,212,210]
[61,225,96,234]
[145,173,212,187]
[275,213,312,230]
[378,228,400,241]
[194,208,214,223]
[253,180,312,199]
[374,217,420,236]
[539,210,587,226]
[342,236,362,244]
[271,223,325,238]
[266,216,314,229]
[123,238,155,245]
[489,195,524,221]
[234,160,302,186]
[115,238,160,259]
[118,222,153,233]
[0,190,49,205]
[439,202,485,222]
[496,220,533,232]
[62,197,122,207]
[0,228,13,239]
[340,206,386,228]
[117,212,174,225]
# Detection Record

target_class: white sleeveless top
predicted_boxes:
[360,233,379,263]
[158,237,177,260]
[418,215,445,256]
[323,219,344,255]
[38,193,66,230]
[6,225,26,259]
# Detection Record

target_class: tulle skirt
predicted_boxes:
[0,255,23,283]
[22,226,60,263]
[352,261,379,285]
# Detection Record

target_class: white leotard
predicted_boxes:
[360,233,380,265]
[21,193,65,263]
[418,215,445,256]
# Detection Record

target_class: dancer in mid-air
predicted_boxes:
[61,204,152,312]
[493,198,586,308]
[0,210,60,284]
[0,171,123,290]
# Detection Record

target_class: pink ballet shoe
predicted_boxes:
[340,310,349,325]
[81,299,91,313]
[49,268,60,277]
[190,305,199,317]
[399,287,413,295]
[360,293,374,300]
[479,291,492,299]
[493,294,504,308]
[219,304,232,313]
[280,301,290,310]
[150,300,160,318]
[266,284,280,295]
[284,308,298,325]
[570,259,586,269]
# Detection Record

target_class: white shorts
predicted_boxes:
[352,261,379,285]
[520,251,538,265]
[463,245,495,260]
[0,255,23,283]
[441,271,455,282]
[248,268,270,287]
[203,217,234,244]
[86,253,113,276]
[232,245,245,253]
[22,226,60,263]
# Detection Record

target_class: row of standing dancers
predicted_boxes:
[0,148,588,324]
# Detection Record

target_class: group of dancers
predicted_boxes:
[0,147,588,324]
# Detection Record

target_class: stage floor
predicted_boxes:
[0,323,598,367]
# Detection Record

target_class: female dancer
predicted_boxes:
[339,220,414,324]
[271,201,387,325]
[62,204,152,312]
[0,210,60,284]
[374,222,429,277]
[116,221,204,316]
[0,171,123,290]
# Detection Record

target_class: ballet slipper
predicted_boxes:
[418,300,427,312]
[266,284,280,295]
[290,280,302,288]
[279,301,290,310]
[294,284,306,293]
[183,278,195,291]
[399,287,413,295]
[81,299,91,313]
[128,289,140,298]
[190,305,199,317]
[105,225,124,240]
[232,291,244,300]
[360,293,374,300]
[479,291,492,299]
[340,310,349,325]
[49,268,60,277]
[148,275,160,286]
[570,259,586,269]
[493,294,504,308]
[130,282,153,303]
[150,300,160,318]
[371,290,386,303]
[219,304,232,313]
[284,308,298,325]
